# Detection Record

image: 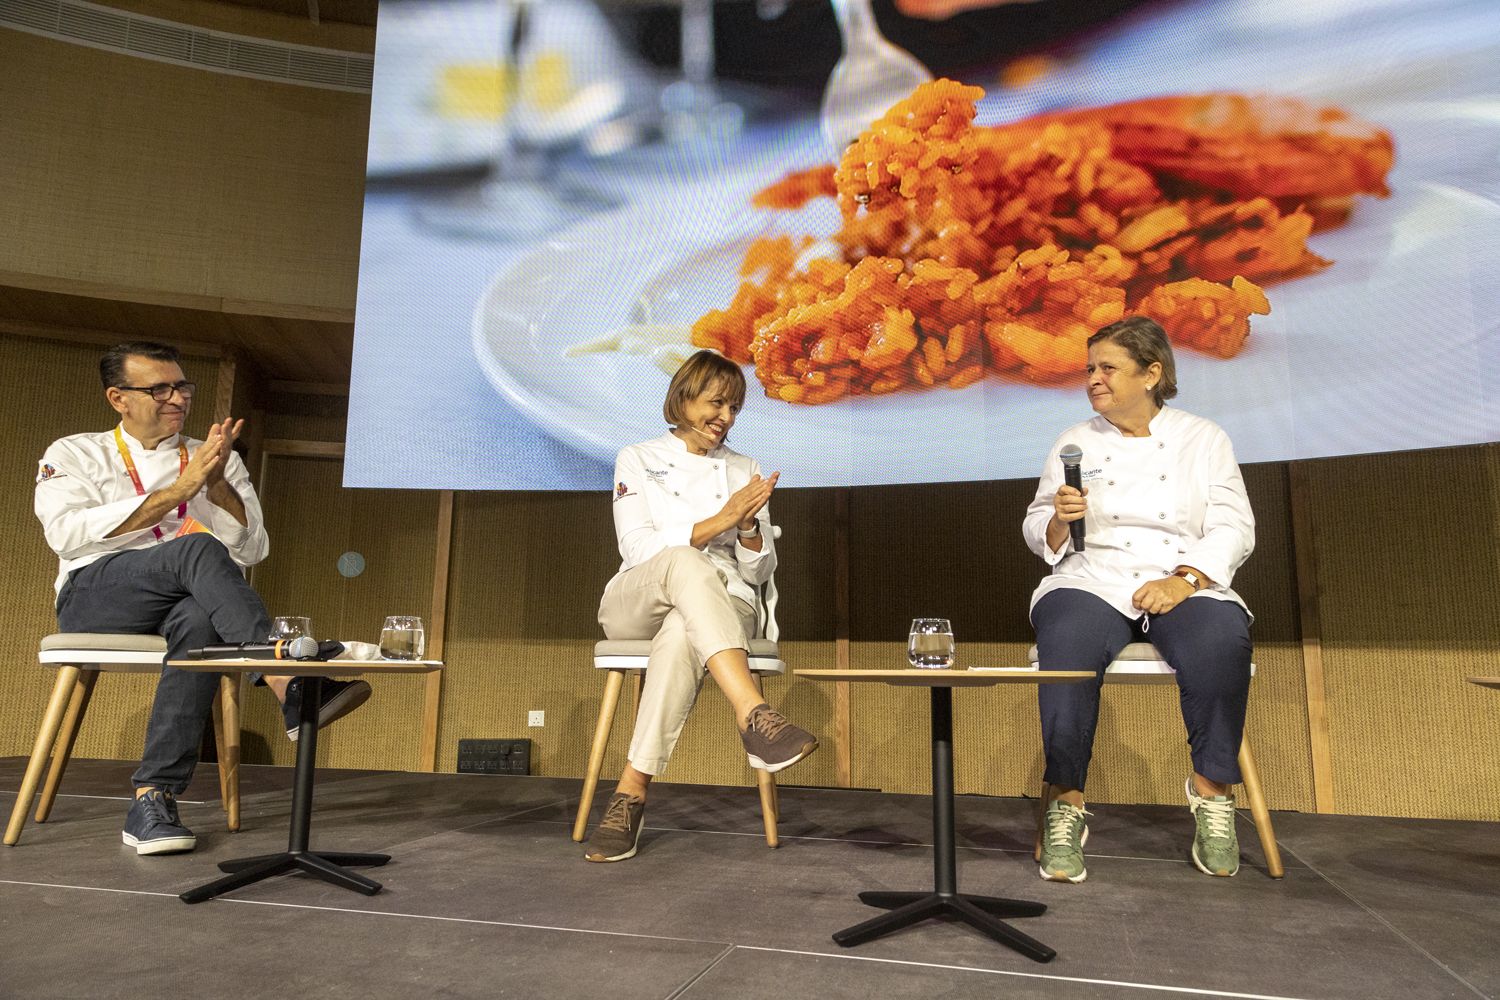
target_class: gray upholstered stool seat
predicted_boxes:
[593,638,784,671]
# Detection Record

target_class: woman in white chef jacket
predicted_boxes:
[1023,316,1255,884]
[586,350,819,863]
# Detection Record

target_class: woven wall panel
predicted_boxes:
[437,493,620,777]
[1307,445,1500,819]
[0,334,218,760]
[848,479,1040,644]
[0,31,368,313]
[240,454,438,770]
[262,396,348,443]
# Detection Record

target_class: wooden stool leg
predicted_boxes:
[218,673,242,833]
[211,690,229,805]
[756,768,779,848]
[751,674,779,848]
[35,670,98,823]
[572,670,625,842]
[6,666,81,846]
[1237,732,1284,879]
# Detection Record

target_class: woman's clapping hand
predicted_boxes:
[724,472,779,531]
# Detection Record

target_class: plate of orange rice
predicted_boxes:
[472,82,1500,484]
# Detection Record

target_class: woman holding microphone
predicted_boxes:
[586,350,818,863]
[1023,316,1255,883]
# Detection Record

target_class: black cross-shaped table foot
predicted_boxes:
[177,673,391,904]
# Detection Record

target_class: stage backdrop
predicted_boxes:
[347,0,1499,490]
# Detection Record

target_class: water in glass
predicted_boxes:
[380,616,426,660]
[908,618,955,669]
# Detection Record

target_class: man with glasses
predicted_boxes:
[33,342,369,855]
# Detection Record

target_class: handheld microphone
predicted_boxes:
[1059,443,1086,552]
[192,637,340,661]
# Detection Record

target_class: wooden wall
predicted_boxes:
[0,28,369,319]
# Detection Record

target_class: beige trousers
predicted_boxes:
[597,546,756,776]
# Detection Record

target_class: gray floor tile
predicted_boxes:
[0,881,725,1000]
[1272,811,1500,999]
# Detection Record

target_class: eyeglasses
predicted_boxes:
[116,381,197,402]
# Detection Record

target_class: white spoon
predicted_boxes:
[819,0,934,157]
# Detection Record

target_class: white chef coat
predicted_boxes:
[34,425,270,595]
[1023,406,1254,622]
[608,432,775,609]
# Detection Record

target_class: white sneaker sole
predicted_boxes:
[1191,842,1239,877]
[583,822,644,863]
[122,831,196,855]
[746,739,818,773]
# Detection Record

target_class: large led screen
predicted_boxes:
[348,0,1500,490]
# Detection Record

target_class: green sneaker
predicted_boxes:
[1038,800,1090,883]
[1186,777,1240,877]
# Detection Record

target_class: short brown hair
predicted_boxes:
[1087,316,1177,406]
[663,350,747,427]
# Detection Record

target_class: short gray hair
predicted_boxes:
[1088,316,1176,406]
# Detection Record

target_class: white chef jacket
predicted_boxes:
[1023,406,1253,622]
[608,432,775,610]
[34,425,270,595]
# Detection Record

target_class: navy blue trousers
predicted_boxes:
[1033,588,1252,790]
[56,533,271,794]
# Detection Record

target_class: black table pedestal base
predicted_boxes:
[830,687,1056,962]
[180,676,389,904]
[835,890,1053,960]
[180,850,389,903]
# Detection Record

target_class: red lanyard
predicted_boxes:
[114,425,188,541]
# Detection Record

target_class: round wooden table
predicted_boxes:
[168,658,443,904]
[796,667,1093,962]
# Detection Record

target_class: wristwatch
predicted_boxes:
[738,521,760,538]
[1173,568,1202,590]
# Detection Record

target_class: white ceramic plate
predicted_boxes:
[472,99,1500,486]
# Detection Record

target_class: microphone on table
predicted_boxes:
[1059,443,1086,552]
[190,637,344,661]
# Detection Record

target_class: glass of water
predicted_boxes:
[269,616,312,641]
[380,616,427,660]
[908,618,955,669]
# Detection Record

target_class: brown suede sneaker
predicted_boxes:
[740,703,818,773]
[584,792,646,862]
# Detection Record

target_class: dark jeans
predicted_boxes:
[1033,588,1252,791]
[55,534,271,794]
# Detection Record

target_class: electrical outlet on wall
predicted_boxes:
[527,710,545,727]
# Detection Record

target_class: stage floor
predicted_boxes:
[1,759,1495,999]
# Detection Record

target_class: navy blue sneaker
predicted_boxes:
[282,678,373,741]
[122,789,196,855]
